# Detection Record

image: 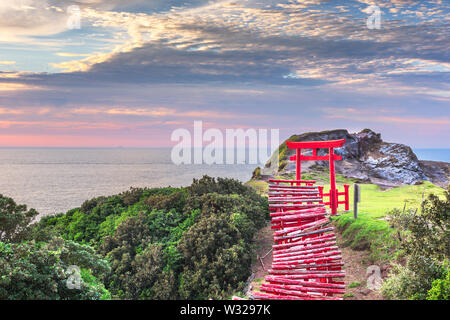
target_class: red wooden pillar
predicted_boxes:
[335,189,339,211]
[296,149,301,181]
[344,184,350,211]
[329,147,337,215]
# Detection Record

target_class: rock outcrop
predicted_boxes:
[263,129,449,188]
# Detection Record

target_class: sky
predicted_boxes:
[0,0,449,148]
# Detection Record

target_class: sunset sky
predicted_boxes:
[0,0,449,148]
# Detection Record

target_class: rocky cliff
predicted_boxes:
[261,129,449,188]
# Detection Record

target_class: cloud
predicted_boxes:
[71,106,242,119]
[0,1,67,42]
[327,112,450,126]
[0,82,45,91]
[3,0,448,88]
[30,0,443,90]
[55,53,90,57]
[0,108,24,115]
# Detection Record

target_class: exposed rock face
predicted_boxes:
[266,129,449,188]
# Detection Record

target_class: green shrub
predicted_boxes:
[0,237,110,300]
[251,167,262,180]
[0,194,38,242]
[382,257,446,300]
[427,267,450,300]
[178,213,251,299]
[120,187,146,206]
[381,264,416,300]
[144,191,186,212]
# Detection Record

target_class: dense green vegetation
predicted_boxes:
[1,176,268,300]
[0,194,110,300]
[381,187,449,300]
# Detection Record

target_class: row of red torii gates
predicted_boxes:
[287,138,349,215]
[245,139,350,300]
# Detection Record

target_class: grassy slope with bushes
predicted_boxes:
[1,176,269,300]
[380,188,449,300]
[248,172,449,300]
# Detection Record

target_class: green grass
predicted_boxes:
[245,180,269,195]
[270,172,445,218]
[344,181,445,218]
[334,213,391,251]
[348,281,361,288]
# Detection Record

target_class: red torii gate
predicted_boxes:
[286,139,349,215]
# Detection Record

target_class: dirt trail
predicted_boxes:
[336,232,384,300]
[249,221,385,300]
[249,222,273,294]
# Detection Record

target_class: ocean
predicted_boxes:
[413,148,450,163]
[0,148,258,218]
[0,148,448,218]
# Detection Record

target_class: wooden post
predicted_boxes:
[353,184,360,219]
[344,184,350,211]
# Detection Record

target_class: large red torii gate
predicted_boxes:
[286,139,348,215]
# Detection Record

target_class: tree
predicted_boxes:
[131,244,178,300]
[100,215,178,299]
[0,194,38,242]
[0,237,110,300]
[177,214,250,299]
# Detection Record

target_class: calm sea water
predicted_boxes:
[413,149,450,163]
[0,148,258,218]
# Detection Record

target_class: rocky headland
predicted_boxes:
[257,129,449,188]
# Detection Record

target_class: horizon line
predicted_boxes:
[0,146,449,150]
